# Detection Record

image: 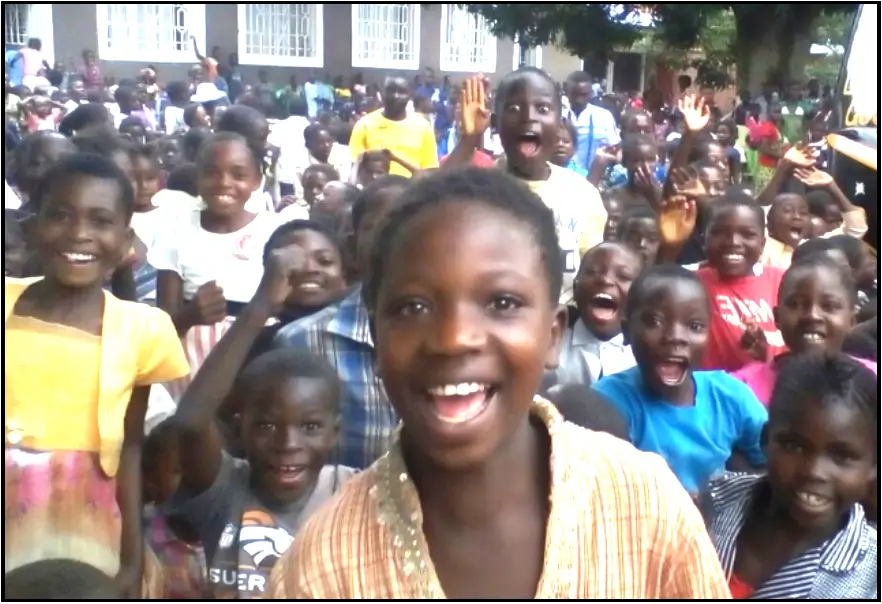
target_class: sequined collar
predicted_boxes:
[369,398,578,599]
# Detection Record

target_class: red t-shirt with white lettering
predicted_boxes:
[697,264,787,372]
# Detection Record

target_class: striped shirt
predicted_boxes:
[703,472,878,599]
[273,285,397,470]
[269,399,732,599]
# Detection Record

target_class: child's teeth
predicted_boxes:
[428,383,486,397]
[802,333,823,343]
[797,492,827,506]
[64,252,96,262]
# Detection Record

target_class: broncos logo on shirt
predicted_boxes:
[239,509,294,568]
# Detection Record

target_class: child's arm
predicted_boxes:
[115,385,150,598]
[755,146,816,206]
[442,75,490,171]
[793,167,868,238]
[190,35,207,64]
[731,379,769,469]
[174,244,307,495]
[655,168,702,264]
[383,149,421,176]
[661,95,709,198]
[156,272,226,337]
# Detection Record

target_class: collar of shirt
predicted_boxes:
[572,321,625,349]
[326,286,373,347]
[706,472,872,599]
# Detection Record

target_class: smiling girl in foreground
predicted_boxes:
[4,153,189,593]
[269,167,730,599]
[702,353,877,599]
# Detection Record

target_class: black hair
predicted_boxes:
[625,263,707,320]
[129,141,160,164]
[182,126,212,162]
[12,131,76,182]
[550,384,630,441]
[770,352,877,443]
[688,132,723,163]
[215,104,269,145]
[166,163,199,197]
[262,219,341,264]
[350,174,410,235]
[494,67,559,116]
[72,125,133,160]
[561,119,578,145]
[31,152,135,220]
[363,167,562,310]
[805,190,836,217]
[783,254,858,307]
[790,237,839,265]
[113,85,136,107]
[302,163,340,184]
[826,235,867,272]
[358,150,391,170]
[621,108,651,130]
[843,318,878,362]
[615,204,658,237]
[303,122,331,147]
[565,71,593,86]
[197,131,262,173]
[4,559,120,600]
[142,417,178,477]
[166,81,190,105]
[332,122,354,147]
[119,115,146,133]
[183,103,204,128]
[704,190,766,233]
[26,37,42,50]
[621,133,658,164]
[233,349,341,413]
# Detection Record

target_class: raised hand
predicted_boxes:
[677,94,711,133]
[191,280,227,326]
[633,163,662,209]
[740,320,769,362]
[657,194,698,247]
[460,75,491,138]
[594,144,621,166]
[256,244,308,314]
[793,167,833,187]
[782,144,817,169]
[668,166,708,200]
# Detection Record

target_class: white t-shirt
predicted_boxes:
[148,209,282,303]
[5,180,22,210]
[271,115,311,185]
[164,106,186,134]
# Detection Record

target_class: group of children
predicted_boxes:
[3,64,877,600]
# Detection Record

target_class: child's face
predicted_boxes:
[703,141,726,167]
[575,244,641,341]
[120,123,146,144]
[768,194,809,248]
[618,217,661,266]
[317,181,349,216]
[131,155,162,212]
[775,265,855,355]
[623,114,652,136]
[551,127,575,167]
[18,136,75,197]
[625,280,710,399]
[198,141,261,216]
[307,129,334,162]
[696,164,728,197]
[766,400,876,535]
[36,175,133,288]
[357,159,390,187]
[818,202,843,233]
[498,73,559,175]
[302,171,331,208]
[354,185,406,275]
[158,139,181,172]
[623,143,657,175]
[241,376,338,503]
[714,124,733,145]
[704,205,765,279]
[373,201,566,471]
[270,229,346,311]
[602,197,623,242]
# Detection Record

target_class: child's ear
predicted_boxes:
[772,305,781,331]
[543,304,569,370]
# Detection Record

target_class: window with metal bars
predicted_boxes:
[439,4,496,73]
[96,3,205,63]
[4,4,29,47]
[237,4,323,67]
[351,4,420,70]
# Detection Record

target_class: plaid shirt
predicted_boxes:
[273,286,397,470]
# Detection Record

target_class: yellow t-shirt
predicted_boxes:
[4,278,190,476]
[349,110,439,177]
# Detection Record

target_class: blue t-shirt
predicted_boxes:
[593,367,767,493]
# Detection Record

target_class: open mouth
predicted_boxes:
[720,252,746,268]
[296,281,325,293]
[797,330,826,346]
[271,464,307,486]
[655,358,689,386]
[211,194,238,206]
[426,382,497,425]
[587,292,620,322]
[794,490,833,514]
[788,227,804,242]
[59,251,98,265]
[516,133,542,158]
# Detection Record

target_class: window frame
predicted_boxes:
[439,4,496,74]
[4,4,55,65]
[95,3,206,64]
[512,40,543,71]
[236,3,324,68]
[350,3,421,71]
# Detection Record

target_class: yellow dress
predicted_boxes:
[4,277,189,575]
[270,399,732,599]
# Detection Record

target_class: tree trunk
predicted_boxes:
[733,6,821,94]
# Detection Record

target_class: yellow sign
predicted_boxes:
[842,4,877,127]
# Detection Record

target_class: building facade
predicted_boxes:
[4,3,582,84]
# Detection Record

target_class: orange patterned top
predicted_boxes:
[270,399,732,600]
